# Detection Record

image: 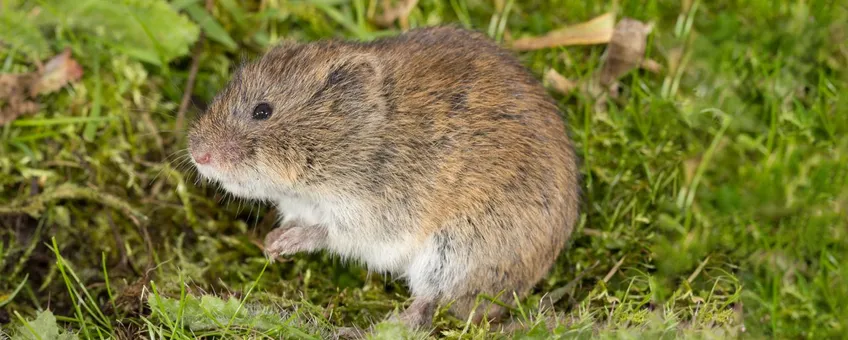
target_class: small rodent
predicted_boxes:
[189,26,581,328]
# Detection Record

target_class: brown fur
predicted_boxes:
[188,26,581,328]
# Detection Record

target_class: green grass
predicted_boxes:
[1,0,847,338]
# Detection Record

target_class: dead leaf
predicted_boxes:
[544,69,577,95]
[510,12,616,51]
[102,274,150,317]
[0,48,83,126]
[640,58,663,74]
[373,0,419,29]
[0,74,40,125]
[29,48,84,96]
[598,18,653,86]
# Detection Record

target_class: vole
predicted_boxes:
[188,26,581,329]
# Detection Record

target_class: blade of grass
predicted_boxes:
[10,218,45,280]
[494,0,514,43]
[222,260,270,334]
[83,51,102,142]
[0,274,28,307]
[49,237,93,339]
[2,46,16,72]
[8,131,65,143]
[149,281,178,332]
[218,0,249,29]
[101,253,117,316]
[353,0,366,31]
[449,0,472,28]
[682,110,732,229]
[49,237,114,333]
[185,3,238,50]
[13,310,44,340]
[170,272,187,340]
[11,116,119,127]
[313,2,372,40]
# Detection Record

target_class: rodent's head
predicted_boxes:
[188,42,388,200]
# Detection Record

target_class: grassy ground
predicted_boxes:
[1,0,847,338]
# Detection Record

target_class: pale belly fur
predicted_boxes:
[274,192,420,274]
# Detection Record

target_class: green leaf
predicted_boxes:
[217,0,249,29]
[0,9,50,59]
[147,294,319,339]
[368,321,423,340]
[15,310,79,340]
[512,321,552,340]
[184,3,238,50]
[82,53,102,141]
[37,0,200,65]
[18,310,59,340]
[170,0,200,10]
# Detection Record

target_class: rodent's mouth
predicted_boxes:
[193,161,278,201]
[193,162,241,191]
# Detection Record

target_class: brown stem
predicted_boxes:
[174,0,215,133]
[373,0,419,29]
[107,212,140,276]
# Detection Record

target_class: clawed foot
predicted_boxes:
[263,224,327,259]
[334,299,435,339]
[390,297,436,330]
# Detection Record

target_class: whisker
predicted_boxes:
[149,162,173,186]
[174,154,194,166]
[252,204,262,232]
[169,156,191,168]
[176,157,194,172]
[165,148,191,162]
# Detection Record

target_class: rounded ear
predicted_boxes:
[317,53,387,118]
[325,53,383,90]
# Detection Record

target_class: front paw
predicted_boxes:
[263,225,326,259]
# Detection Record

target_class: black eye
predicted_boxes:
[252,103,273,120]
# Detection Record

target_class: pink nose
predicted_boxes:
[194,152,211,165]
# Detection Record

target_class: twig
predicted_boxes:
[603,256,626,283]
[107,213,140,276]
[138,220,156,273]
[687,256,710,283]
[29,177,39,196]
[582,228,603,237]
[141,111,165,159]
[510,13,615,51]
[540,260,600,309]
[174,0,214,133]
[640,58,663,74]
[544,69,578,95]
